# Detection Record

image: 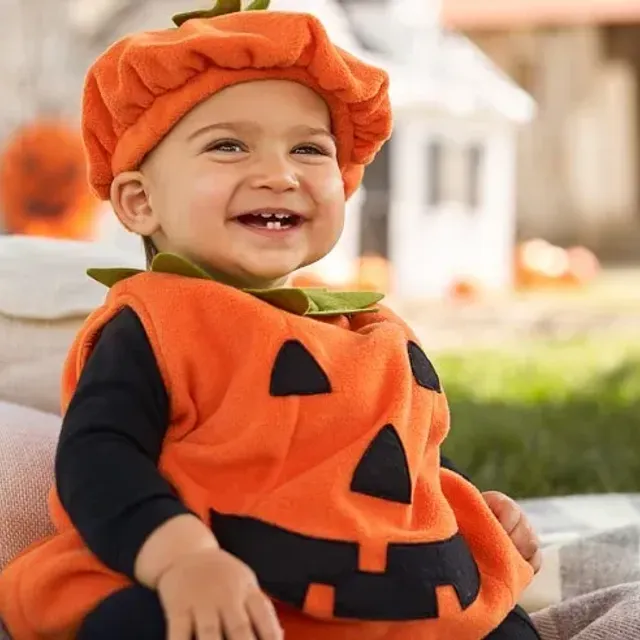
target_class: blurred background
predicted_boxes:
[1,0,640,499]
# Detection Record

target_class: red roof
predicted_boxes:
[442,0,640,29]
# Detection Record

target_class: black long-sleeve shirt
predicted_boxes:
[55,306,470,579]
[55,307,189,579]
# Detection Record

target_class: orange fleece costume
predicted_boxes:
[0,265,533,639]
[0,3,533,639]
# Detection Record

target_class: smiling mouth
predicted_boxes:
[236,210,304,231]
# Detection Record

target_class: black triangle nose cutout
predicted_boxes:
[270,340,332,396]
[351,425,412,504]
[408,342,441,392]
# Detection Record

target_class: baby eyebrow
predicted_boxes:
[298,127,337,145]
[187,122,247,141]
[187,122,336,145]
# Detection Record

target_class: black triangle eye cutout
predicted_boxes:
[350,425,412,504]
[270,340,332,397]
[408,342,441,393]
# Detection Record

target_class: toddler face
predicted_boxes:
[114,79,346,288]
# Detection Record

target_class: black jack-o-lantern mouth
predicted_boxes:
[209,339,481,621]
[210,508,480,621]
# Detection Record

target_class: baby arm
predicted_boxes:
[55,306,196,581]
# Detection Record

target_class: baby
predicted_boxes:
[0,3,541,639]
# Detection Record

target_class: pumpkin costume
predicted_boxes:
[0,255,535,639]
[0,2,537,639]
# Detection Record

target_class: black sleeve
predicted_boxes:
[440,452,472,483]
[55,306,191,580]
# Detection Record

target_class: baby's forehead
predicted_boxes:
[174,80,334,136]
[189,80,329,114]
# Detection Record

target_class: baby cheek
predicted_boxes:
[190,171,229,207]
[315,169,345,203]
[313,176,346,255]
[311,169,346,217]
[186,174,232,222]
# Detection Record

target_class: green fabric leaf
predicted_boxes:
[151,253,213,280]
[305,289,384,316]
[87,252,383,317]
[244,288,312,315]
[87,267,144,288]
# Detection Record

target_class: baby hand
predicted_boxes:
[483,490,542,574]
[156,546,283,640]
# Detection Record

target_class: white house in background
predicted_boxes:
[310,0,536,298]
[373,0,535,298]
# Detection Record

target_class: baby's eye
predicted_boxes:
[204,139,245,153]
[292,144,331,156]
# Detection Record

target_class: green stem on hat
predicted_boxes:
[173,0,270,27]
[245,0,270,9]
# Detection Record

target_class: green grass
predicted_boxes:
[437,338,640,499]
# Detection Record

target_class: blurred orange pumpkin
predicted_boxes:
[515,239,564,289]
[0,121,98,239]
[448,278,481,301]
[514,240,599,290]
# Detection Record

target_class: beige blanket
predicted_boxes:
[533,583,640,639]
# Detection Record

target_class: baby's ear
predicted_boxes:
[110,171,159,236]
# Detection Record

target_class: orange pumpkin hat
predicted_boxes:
[82,1,392,201]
